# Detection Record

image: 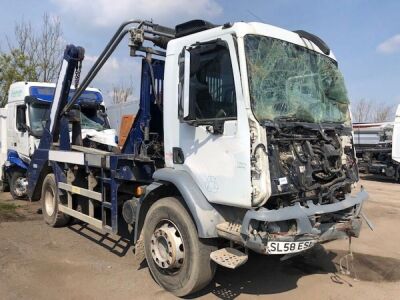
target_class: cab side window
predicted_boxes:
[188,43,237,120]
[16,105,27,132]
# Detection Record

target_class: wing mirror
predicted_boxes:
[21,123,32,134]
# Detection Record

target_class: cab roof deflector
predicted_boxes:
[294,30,330,55]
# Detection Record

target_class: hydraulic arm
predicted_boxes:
[27,45,84,200]
[27,20,174,201]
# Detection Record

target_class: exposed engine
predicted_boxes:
[266,123,358,209]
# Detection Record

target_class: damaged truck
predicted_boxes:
[353,105,400,181]
[26,19,368,296]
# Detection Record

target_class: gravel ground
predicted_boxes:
[0,177,399,300]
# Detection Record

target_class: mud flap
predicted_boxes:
[133,233,145,268]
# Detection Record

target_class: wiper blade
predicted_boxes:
[274,116,314,124]
[262,116,306,130]
[261,120,277,128]
[274,116,301,122]
[320,121,347,129]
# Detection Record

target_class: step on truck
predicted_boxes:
[27,19,368,296]
[0,82,117,199]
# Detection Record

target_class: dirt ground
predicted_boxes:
[0,177,399,300]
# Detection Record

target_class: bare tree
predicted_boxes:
[112,84,134,105]
[352,99,373,122]
[10,21,37,63]
[352,99,395,123]
[37,14,63,82]
[7,13,64,82]
[372,103,395,122]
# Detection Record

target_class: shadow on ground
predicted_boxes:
[189,245,339,299]
[191,245,400,300]
[68,222,132,257]
[360,174,398,184]
[65,223,400,300]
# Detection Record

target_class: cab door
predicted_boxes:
[175,35,252,208]
[14,104,30,158]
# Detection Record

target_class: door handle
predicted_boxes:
[173,147,185,164]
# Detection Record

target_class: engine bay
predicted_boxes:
[265,122,358,209]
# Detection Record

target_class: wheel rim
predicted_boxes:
[44,186,56,216]
[150,220,185,272]
[14,177,27,197]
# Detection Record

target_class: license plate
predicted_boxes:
[266,240,316,254]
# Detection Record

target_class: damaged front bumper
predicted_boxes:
[240,188,369,254]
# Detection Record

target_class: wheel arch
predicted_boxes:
[5,165,27,177]
[6,150,29,171]
[29,163,53,201]
[134,168,224,243]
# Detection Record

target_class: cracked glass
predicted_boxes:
[244,35,351,125]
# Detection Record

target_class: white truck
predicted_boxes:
[0,82,117,199]
[353,105,400,180]
[26,19,367,296]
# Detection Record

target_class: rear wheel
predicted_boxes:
[41,174,70,227]
[9,170,27,199]
[143,197,216,297]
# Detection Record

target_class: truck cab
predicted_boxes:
[0,82,116,199]
[165,21,363,212]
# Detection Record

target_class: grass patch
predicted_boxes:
[0,202,23,222]
[0,202,19,213]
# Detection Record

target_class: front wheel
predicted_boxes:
[9,170,28,199]
[143,197,216,297]
[41,173,70,227]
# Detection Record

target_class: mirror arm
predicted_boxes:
[22,123,32,135]
[211,120,225,135]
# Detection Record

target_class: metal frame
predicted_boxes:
[64,20,173,114]
[122,59,165,155]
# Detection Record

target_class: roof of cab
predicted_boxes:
[169,20,336,61]
[7,81,102,103]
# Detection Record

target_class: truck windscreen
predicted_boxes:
[29,102,50,137]
[28,101,107,137]
[244,35,351,125]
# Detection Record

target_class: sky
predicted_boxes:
[0,0,399,107]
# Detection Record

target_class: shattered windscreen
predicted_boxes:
[80,112,105,131]
[244,35,351,125]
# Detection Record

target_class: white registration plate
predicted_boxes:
[266,240,316,254]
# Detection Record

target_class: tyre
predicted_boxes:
[0,180,10,192]
[41,173,70,227]
[143,197,216,297]
[9,170,28,199]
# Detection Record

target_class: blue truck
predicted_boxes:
[0,82,117,199]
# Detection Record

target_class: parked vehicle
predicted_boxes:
[353,105,400,181]
[26,20,367,296]
[0,82,117,199]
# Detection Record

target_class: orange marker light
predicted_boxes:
[134,186,145,197]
